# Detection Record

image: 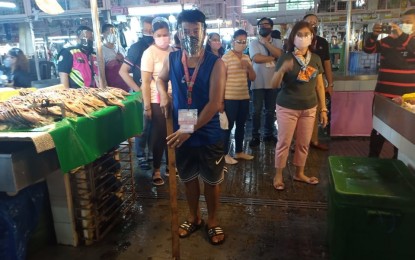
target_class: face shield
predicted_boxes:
[78,30,94,52]
[178,22,205,57]
[104,27,118,44]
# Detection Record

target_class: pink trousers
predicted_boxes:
[275,105,317,168]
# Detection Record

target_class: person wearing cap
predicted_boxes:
[4,48,31,88]
[248,17,283,148]
[57,25,98,88]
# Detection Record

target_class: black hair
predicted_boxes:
[303,13,318,21]
[8,47,23,58]
[152,20,170,32]
[142,17,153,26]
[286,21,315,52]
[76,25,93,37]
[271,29,281,39]
[176,9,207,30]
[257,17,274,27]
[205,32,225,57]
[403,8,415,16]
[174,32,180,45]
[233,29,247,39]
[102,23,114,33]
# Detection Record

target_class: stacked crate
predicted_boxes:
[69,140,135,245]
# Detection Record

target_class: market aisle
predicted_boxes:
[28,137,394,260]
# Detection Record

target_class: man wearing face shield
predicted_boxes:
[156,9,227,246]
[101,23,129,92]
[364,8,415,159]
[57,25,98,88]
[248,17,283,148]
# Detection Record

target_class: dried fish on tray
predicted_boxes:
[0,87,131,130]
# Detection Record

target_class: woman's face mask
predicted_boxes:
[154,36,170,49]
[294,32,312,49]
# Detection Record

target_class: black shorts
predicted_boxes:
[176,141,225,185]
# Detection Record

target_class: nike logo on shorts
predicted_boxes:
[215,155,224,165]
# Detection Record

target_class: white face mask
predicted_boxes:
[233,42,246,53]
[294,35,312,49]
[154,36,170,49]
[400,23,413,34]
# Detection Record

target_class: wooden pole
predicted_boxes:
[166,111,180,259]
[90,0,107,88]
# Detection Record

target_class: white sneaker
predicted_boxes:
[235,152,254,160]
[225,154,238,165]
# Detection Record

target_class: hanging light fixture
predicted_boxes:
[35,0,64,15]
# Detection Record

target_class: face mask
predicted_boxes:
[80,38,94,52]
[3,57,11,68]
[182,35,204,57]
[400,23,413,34]
[259,28,272,37]
[294,36,312,49]
[209,41,222,50]
[105,34,117,44]
[142,35,154,45]
[154,36,170,49]
[233,42,246,53]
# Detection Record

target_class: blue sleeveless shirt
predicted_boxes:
[169,50,221,147]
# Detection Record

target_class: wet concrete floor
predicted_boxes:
[29,135,394,260]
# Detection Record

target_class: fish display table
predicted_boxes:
[0,90,143,246]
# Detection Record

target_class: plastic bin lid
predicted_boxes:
[328,156,415,207]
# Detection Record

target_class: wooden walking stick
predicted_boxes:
[166,109,180,259]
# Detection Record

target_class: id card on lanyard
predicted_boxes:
[178,49,205,133]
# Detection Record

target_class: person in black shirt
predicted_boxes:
[5,48,31,88]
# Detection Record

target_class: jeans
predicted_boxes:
[224,99,250,154]
[251,89,278,139]
[135,116,152,158]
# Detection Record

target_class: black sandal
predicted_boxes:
[206,225,225,245]
[179,219,204,238]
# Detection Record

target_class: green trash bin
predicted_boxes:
[328,156,415,260]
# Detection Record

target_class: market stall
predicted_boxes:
[0,86,143,254]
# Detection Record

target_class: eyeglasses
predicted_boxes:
[296,32,312,38]
[234,40,247,45]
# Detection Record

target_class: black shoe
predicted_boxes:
[263,136,278,143]
[249,137,260,147]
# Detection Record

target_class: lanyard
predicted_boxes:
[181,49,205,108]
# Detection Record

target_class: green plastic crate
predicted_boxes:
[328,156,415,260]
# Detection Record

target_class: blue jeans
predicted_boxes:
[224,99,249,154]
[135,116,152,158]
[251,89,278,139]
